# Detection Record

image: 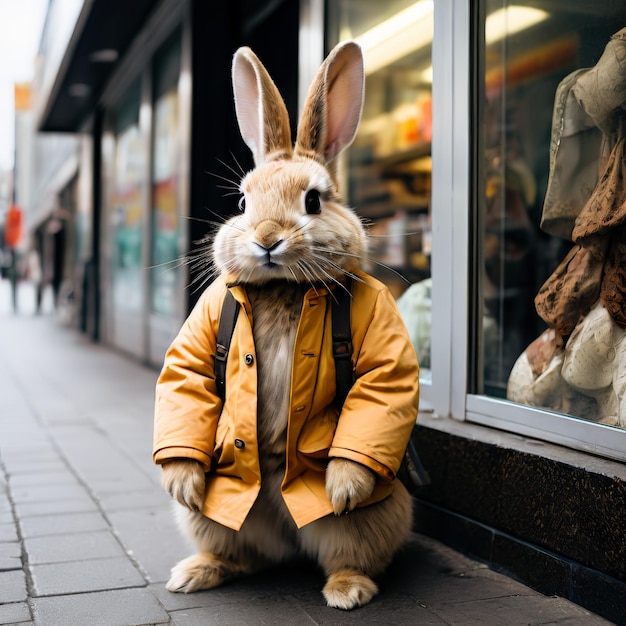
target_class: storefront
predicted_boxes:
[316,1,626,620]
[34,0,625,620]
[98,23,191,362]
[37,0,298,364]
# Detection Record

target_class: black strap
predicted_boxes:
[215,290,239,402]
[332,279,354,411]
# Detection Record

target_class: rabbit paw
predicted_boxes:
[165,554,229,593]
[325,458,375,515]
[323,569,378,610]
[161,459,205,512]
[166,554,229,593]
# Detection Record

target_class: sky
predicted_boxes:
[0,0,48,171]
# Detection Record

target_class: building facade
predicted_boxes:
[29,1,626,622]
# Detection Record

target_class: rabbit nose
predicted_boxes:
[255,219,281,248]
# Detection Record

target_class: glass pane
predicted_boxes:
[478,1,626,430]
[151,31,182,317]
[111,82,144,314]
[327,0,434,380]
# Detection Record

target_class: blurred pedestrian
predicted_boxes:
[27,248,43,313]
[4,204,23,313]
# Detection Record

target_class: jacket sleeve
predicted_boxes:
[328,285,420,480]
[152,280,227,470]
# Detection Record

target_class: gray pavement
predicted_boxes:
[0,279,614,625]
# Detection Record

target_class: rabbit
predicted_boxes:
[154,41,420,611]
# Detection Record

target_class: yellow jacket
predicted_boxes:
[153,271,419,530]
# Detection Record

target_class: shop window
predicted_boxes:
[111,80,144,315]
[151,30,182,318]
[477,1,626,431]
[327,0,434,381]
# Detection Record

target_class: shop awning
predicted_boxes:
[37,0,160,132]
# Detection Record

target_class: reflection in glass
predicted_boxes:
[479,1,626,429]
[151,32,182,317]
[328,0,433,377]
[112,82,143,313]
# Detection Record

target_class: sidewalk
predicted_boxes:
[0,279,614,626]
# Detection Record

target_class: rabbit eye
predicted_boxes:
[305,189,321,215]
[238,196,246,212]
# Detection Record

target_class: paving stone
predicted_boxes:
[14,496,98,517]
[30,556,146,596]
[96,489,168,511]
[1,442,58,456]
[426,593,613,625]
[10,482,91,504]
[0,569,27,603]
[25,530,126,564]
[0,494,11,512]
[0,602,31,625]
[303,596,448,626]
[0,541,21,570]
[107,507,190,583]
[5,461,72,477]
[168,603,317,626]
[19,511,110,538]
[8,469,78,487]
[80,471,155,495]
[0,522,18,542]
[148,583,242,612]
[31,587,169,626]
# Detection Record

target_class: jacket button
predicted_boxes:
[234,438,245,449]
[244,353,254,365]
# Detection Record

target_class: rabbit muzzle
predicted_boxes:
[250,219,286,267]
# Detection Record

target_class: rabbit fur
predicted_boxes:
[158,41,416,610]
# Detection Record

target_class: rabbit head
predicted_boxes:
[213,42,367,287]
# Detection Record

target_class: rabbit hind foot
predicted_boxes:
[166,553,233,593]
[322,568,378,610]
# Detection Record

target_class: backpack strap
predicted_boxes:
[215,290,239,403]
[331,278,430,489]
[332,279,354,411]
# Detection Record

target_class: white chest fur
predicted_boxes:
[247,284,304,455]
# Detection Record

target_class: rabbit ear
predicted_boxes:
[295,41,364,169]
[232,47,292,165]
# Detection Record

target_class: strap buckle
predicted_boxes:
[215,344,228,362]
[333,337,353,360]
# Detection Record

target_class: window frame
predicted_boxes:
[449,0,626,463]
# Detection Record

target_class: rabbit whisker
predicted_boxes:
[314,247,410,285]
[216,157,245,184]
[296,260,320,292]
[207,169,241,190]
[145,257,184,271]
[287,266,301,284]
[227,151,247,177]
